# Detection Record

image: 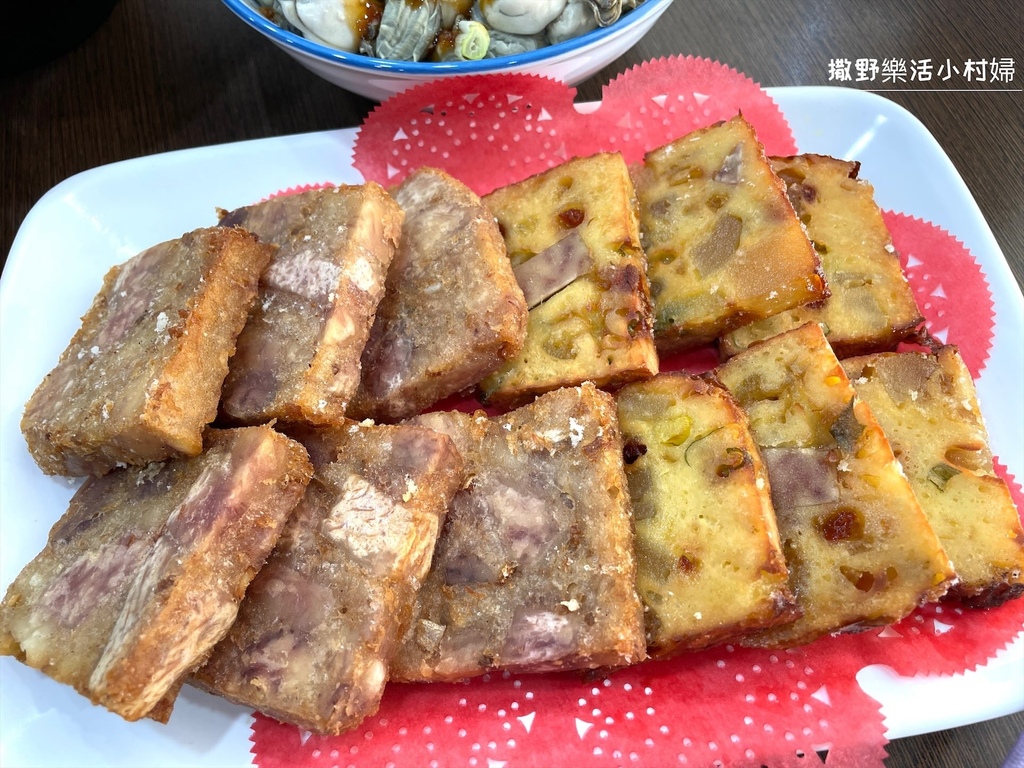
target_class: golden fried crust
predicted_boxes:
[716,323,955,648]
[192,422,465,735]
[480,153,658,408]
[392,383,646,681]
[219,183,403,427]
[843,348,1024,608]
[0,426,312,722]
[721,154,923,358]
[617,373,799,657]
[21,227,274,476]
[631,115,826,352]
[349,168,528,421]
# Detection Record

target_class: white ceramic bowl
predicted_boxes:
[221,0,675,101]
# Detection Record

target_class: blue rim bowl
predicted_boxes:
[221,0,675,100]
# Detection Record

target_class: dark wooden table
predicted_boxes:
[1,1,1021,766]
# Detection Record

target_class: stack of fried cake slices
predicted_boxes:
[4,120,1021,735]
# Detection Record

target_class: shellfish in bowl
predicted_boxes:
[222,0,675,100]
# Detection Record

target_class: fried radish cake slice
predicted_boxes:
[219,184,402,426]
[0,426,312,722]
[616,374,798,657]
[721,154,922,358]
[716,323,954,648]
[391,383,646,681]
[193,422,465,735]
[843,348,1024,607]
[21,227,273,476]
[630,115,827,352]
[349,168,528,421]
[479,153,658,408]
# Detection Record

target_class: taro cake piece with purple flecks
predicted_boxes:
[616,373,799,657]
[630,114,827,352]
[843,347,1024,608]
[193,421,465,735]
[349,167,528,422]
[21,227,274,476]
[0,426,312,722]
[479,152,658,409]
[716,323,955,648]
[721,154,923,358]
[219,184,403,426]
[391,382,646,681]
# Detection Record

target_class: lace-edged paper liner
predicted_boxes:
[251,58,1022,768]
[884,211,996,377]
[352,56,797,197]
[251,588,1024,768]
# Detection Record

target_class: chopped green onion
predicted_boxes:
[716,447,751,478]
[927,462,960,490]
[683,425,724,466]
[456,20,489,61]
[661,415,693,447]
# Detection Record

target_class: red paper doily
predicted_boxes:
[250,59,1020,768]
[885,211,995,377]
[252,596,1024,768]
[352,56,796,197]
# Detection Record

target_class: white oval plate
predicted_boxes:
[1,86,1021,767]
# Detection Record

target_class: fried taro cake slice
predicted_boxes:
[391,383,646,681]
[0,426,312,722]
[721,155,922,358]
[479,153,658,408]
[349,168,528,421]
[843,348,1024,607]
[219,184,403,426]
[193,422,464,735]
[716,323,954,648]
[630,115,827,352]
[616,374,798,657]
[21,227,273,476]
